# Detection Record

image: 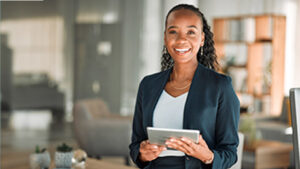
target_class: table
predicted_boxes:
[244,140,293,169]
[51,158,137,169]
[84,158,136,169]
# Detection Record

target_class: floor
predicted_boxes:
[1,110,135,169]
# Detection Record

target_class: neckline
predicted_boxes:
[163,90,188,99]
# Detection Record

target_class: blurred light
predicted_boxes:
[97,41,112,56]
[283,0,297,95]
[285,126,293,135]
[9,110,52,130]
[102,12,118,24]
[92,80,101,94]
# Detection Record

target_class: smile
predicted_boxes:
[174,48,191,54]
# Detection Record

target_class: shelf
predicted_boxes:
[214,15,286,116]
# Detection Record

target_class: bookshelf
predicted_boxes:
[213,15,286,116]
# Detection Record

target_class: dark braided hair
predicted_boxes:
[161,4,219,71]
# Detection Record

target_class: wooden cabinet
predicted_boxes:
[244,140,293,169]
[213,15,286,116]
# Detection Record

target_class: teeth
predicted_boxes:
[175,48,189,52]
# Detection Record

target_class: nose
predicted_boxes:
[176,33,187,43]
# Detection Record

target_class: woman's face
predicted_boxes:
[164,9,204,64]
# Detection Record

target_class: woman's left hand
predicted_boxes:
[165,135,214,163]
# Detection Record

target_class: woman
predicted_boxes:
[129,4,240,169]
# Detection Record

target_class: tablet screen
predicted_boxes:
[147,127,200,145]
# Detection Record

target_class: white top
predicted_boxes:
[153,90,188,157]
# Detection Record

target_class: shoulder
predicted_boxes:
[198,65,239,105]
[197,63,232,86]
[139,69,170,87]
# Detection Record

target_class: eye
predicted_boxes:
[169,30,177,34]
[187,30,195,35]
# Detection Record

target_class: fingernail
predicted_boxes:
[170,139,175,142]
[163,147,167,150]
[154,146,158,149]
[165,141,170,145]
[181,137,185,141]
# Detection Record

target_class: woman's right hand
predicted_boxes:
[139,140,166,162]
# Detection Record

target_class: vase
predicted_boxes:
[29,151,51,169]
[55,151,73,168]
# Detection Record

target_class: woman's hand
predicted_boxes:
[165,135,214,163]
[139,140,167,162]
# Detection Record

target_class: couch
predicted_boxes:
[73,98,132,165]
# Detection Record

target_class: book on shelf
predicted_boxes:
[241,17,255,42]
[229,19,240,41]
[215,18,255,42]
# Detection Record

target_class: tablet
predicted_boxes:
[147,127,200,145]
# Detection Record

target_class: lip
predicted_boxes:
[174,48,191,55]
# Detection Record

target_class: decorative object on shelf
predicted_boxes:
[55,143,73,169]
[72,149,87,169]
[29,145,51,169]
[224,43,248,66]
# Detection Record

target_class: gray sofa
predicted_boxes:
[73,98,132,164]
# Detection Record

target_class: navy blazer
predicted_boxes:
[129,63,240,169]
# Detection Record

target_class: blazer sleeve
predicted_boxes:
[129,78,150,168]
[211,76,240,169]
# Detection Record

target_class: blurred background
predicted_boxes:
[1,0,300,168]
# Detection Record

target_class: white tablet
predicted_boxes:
[147,127,200,146]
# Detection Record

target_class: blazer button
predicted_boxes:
[186,157,190,160]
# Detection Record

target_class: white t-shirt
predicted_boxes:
[153,90,188,157]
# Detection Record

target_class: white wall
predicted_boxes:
[120,0,144,115]
[294,0,300,89]
[57,0,75,121]
[162,0,198,19]
[139,0,162,78]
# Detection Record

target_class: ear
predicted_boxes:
[201,32,205,46]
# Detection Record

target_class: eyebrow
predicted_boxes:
[167,25,198,30]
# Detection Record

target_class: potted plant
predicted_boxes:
[55,143,73,168]
[239,114,262,147]
[29,145,51,169]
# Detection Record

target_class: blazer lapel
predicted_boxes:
[146,68,172,127]
[182,63,205,129]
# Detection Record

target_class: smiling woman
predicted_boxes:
[161,5,218,72]
[129,4,240,169]
[164,9,203,66]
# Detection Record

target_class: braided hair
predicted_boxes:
[161,4,219,71]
